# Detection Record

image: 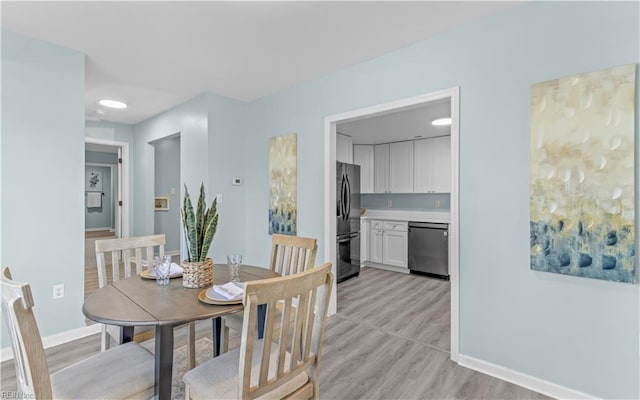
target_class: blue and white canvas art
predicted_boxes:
[268,133,297,235]
[530,64,636,283]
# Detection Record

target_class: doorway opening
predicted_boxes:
[152,134,181,257]
[84,138,130,300]
[324,87,460,361]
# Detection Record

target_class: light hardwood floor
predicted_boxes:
[1,266,550,399]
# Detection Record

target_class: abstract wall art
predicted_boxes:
[530,64,636,283]
[268,133,297,235]
[86,169,103,191]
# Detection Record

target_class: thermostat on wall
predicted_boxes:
[232,177,243,186]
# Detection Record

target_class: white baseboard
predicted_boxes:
[85,227,112,232]
[458,354,598,400]
[1,323,101,362]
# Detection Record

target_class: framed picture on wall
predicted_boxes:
[155,197,170,211]
[86,170,103,191]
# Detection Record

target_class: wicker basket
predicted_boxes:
[182,258,214,288]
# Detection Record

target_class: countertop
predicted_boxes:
[360,209,450,223]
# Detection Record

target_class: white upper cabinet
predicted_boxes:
[431,136,451,193]
[414,136,451,193]
[336,133,353,163]
[374,144,390,193]
[374,141,414,193]
[389,141,414,193]
[353,145,374,194]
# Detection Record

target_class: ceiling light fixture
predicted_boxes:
[99,99,127,109]
[431,117,452,126]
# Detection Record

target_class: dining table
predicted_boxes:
[82,263,279,400]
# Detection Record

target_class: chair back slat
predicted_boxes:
[302,289,317,361]
[238,262,333,400]
[290,290,309,370]
[258,300,277,386]
[276,298,293,378]
[269,234,317,276]
[95,234,165,288]
[1,267,52,399]
[239,298,258,398]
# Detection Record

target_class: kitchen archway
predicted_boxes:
[323,87,460,361]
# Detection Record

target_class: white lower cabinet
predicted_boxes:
[368,220,408,268]
[371,226,384,264]
[360,219,370,263]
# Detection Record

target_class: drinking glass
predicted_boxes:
[153,255,172,286]
[227,254,242,283]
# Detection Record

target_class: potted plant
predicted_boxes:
[181,183,218,288]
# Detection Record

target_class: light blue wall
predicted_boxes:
[362,193,450,211]
[85,165,113,229]
[154,136,181,252]
[132,93,247,261]
[1,31,85,345]
[242,2,639,398]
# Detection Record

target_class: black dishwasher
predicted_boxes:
[408,222,449,279]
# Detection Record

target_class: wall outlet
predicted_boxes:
[170,187,176,195]
[216,193,223,203]
[387,199,393,208]
[435,200,441,208]
[53,284,64,299]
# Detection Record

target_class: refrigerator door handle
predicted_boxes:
[341,173,348,220]
[345,173,351,219]
[338,173,344,219]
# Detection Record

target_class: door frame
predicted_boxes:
[323,86,460,361]
[84,137,130,238]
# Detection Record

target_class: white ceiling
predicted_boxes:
[338,98,451,145]
[2,1,520,125]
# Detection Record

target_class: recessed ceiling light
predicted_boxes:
[98,99,127,109]
[431,117,452,126]
[95,109,106,115]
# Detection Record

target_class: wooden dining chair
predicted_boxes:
[95,234,197,368]
[220,234,318,352]
[184,262,333,400]
[1,267,155,399]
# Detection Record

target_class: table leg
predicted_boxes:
[120,326,134,344]
[154,325,174,400]
[257,304,266,339]
[212,317,221,357]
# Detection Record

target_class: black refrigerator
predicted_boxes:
[336,162,361,283]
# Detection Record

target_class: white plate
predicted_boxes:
[206,282,245,301]
[140,269,182,279]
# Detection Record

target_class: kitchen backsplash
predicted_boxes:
[361,193,450,211]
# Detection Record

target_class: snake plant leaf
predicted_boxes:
[183,184,198,262]
[200,199,219,262]
[195,183,206,260]
[180,207,192,262]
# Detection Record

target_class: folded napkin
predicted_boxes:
[169,263,183,274]
[213,282,244,300]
